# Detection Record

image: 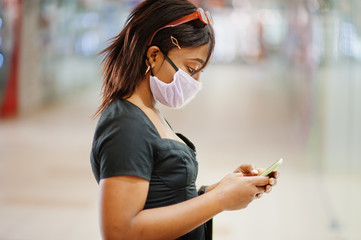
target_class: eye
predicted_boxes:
[187,66,197,75]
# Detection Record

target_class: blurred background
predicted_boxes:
[0,0,360,239]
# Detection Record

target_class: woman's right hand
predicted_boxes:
[212,173,269,211]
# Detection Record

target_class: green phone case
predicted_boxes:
[261,158,283,176]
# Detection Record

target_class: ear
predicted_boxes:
[146,46,162,66]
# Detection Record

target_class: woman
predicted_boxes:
[90,0,278,239]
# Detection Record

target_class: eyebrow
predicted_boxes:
[190,58,205,65]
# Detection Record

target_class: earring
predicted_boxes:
[145,65,151,75]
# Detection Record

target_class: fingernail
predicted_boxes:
[270,178,275,185]
[251,169,259,175]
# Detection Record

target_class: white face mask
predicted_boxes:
[149,55,202,109]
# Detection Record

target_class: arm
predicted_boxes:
[100,174,269,240]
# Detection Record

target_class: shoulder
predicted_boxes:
[99,99,142,125]
[92,99,159,156]
[91,99,157,182]
[95,99,157,139]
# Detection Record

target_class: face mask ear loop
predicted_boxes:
[160,50,178,72]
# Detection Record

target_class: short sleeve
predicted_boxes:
[91,114,154,183]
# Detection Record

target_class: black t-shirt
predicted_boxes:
[90,99,205,240]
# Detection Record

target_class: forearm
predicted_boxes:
[129,190,222,240]
[100,174,269,240]
[203,182,219,193]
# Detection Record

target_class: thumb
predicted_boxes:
[235,164,259,176]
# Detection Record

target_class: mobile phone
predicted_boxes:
[260,158,283,176]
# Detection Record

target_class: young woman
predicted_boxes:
[90,0,279,239]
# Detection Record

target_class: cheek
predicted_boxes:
[154,65,175,84]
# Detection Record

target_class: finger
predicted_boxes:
[269,178,276,186]
[268,171,279,179]
[255,193,263,199]
[246,164,259,176]
[265,185,272,193]
[233,165,250,174]
[249,176,269,186]
[256,186,266,193]
[237,164,259,176]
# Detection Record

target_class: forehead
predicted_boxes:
[167,44,209,62]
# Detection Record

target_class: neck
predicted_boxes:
[126,75,155,109]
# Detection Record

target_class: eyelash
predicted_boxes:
[187,66,196,75]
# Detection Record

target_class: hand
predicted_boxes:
[212,173,269,211]
[204,164,262,193]
[256,168,279,197]
[234,164,279,198]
